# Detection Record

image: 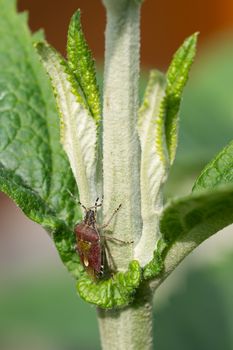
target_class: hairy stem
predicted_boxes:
[97,287,153,350]
[102,0,142,270]
[98,1,154,349]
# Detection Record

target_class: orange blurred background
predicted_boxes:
[18,0,233,68]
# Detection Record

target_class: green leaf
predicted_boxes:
[160,33,198,164]
[143,238,167,280]
[32,29,44,42]
[77,260,141,308]
[0,163,83,278]
[193,140,233,192]
[0,0,82,275]
[67,10,101,124]
[36,42,98,207]
[156,185,233,283]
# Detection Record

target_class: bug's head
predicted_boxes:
[84,209,96,226]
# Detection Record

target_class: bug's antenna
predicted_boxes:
[89,195,104,211]
[67,190,87,212]
[94,197,99,216]
[99,195,104,206]
[78,201,88,212]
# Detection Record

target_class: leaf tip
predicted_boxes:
[69,9,81,32]
[34,41,47,56]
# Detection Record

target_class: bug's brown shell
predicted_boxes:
[75,223,102,276]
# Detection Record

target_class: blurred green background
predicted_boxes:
[1,251,233,350]
[1,1,233,349]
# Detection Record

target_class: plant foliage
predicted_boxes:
[0,0,233,310]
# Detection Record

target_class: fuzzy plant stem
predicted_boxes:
[97,287,153,350]
[98,1,153,349]
[102,0,142,269]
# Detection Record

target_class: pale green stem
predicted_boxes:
[98,1,154,349]
[97,287,153,350]
[102,0,142,270]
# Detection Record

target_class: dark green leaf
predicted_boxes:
[0,0,82,276]
[193,140,233,192]
[0,0,80,225]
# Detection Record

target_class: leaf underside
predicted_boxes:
[138,34,198,278]
[36,42,98,206]
[136,70,167,266]
[145,139,233,282]
[160,186,233,277]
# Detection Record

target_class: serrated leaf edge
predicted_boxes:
[67,9,101,124]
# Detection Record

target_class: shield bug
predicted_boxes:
[74,197,131,279]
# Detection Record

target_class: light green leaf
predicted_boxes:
[77,260,141,308]
[143,238,166,280]
[136,70,167,266]
[32,29,44,42]
[36,42,98,207]
[67,10,101,124]
[161,33,198,164]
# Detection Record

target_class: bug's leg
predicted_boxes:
[103,239,117,273]
[99,243,107,277]
[99,204,122,229]
[104,236,134,244]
